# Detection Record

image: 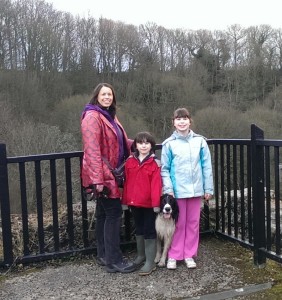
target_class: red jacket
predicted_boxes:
[81,110,132,198]
[122,155,162,208]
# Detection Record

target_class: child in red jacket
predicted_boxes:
[122,132,162,275]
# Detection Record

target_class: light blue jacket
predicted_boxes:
[161,130,214,198]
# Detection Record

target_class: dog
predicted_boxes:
[154,194,179,267]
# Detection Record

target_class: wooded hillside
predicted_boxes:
[1,0,282,156]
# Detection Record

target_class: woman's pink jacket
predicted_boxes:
[81,110,131,198]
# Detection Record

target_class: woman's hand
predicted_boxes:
[96,184,104,193]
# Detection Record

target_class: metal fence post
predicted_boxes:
[251,124,266,267]
[0,143,13,266]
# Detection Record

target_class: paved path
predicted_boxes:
[0,237,275,300]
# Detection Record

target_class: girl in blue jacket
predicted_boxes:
[161,108,214,270]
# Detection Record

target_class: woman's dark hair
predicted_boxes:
[133,131,156,153]
[89,83,117,115]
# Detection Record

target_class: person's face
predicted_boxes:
[97,86,113,108]
[174,116,191,134]
[136,141,152,156]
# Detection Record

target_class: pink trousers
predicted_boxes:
[168,197,201,260]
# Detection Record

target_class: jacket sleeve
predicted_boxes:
[121,160,130,205]
[161,142,174,195]
[81,112,104,184]
[151,161,162,208]
[200,139,214,195]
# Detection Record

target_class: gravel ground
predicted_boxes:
[0,236,279,300]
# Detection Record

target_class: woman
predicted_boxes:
[81,82,135,273]
[161,107,213,270]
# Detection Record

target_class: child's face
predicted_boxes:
[136,140,152,156]
[174,116,191,134]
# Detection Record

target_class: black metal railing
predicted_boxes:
[1,124,282,268]
[208,124,282,266]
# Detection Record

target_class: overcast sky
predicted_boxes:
[46,0,281,31]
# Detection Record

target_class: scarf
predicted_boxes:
[82,104,126,167]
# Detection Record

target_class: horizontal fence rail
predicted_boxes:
[1,124,282,267]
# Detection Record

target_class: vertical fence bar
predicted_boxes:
[65,158,74,248]
[79,156,89,248]
[203,142,211,232]
[240,145,245,241]
[233,145,238,238]
[274,147,281,255]
[251,124,266,266]
[50,159,60,252]
[35,160,45,254]
[0,143,13,266]
[220,144,225,233]
[247,144,253,243]
[226,145,232,235]
[213,144,219,231]
[19,162,30,256]
[80,185,89,248]
[264,147,272,251]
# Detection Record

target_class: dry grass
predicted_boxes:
[0,203,96,260]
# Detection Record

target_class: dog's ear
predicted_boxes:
[172,198,179,222]
[160,194,166,210]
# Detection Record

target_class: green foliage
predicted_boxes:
[124,70,210,140]
[244,105,282,139]
[1,1,282,151]
[50,94,88,147]
[39,72,73,110]
[0,70,72,122]
[117,102,152,140]
[264,83,282,112]
[0,70,47,120]
[193,106,250,139]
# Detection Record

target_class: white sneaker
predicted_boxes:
[185,258,196,269]
[167,258,176,269]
